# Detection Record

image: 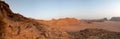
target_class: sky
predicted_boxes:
[4,0,120,20]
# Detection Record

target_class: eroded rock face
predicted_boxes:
[0,1,7,39]
[0,1,71,39]
[48,18,84,26]
[1,1,120,39]
[0,19,6,39]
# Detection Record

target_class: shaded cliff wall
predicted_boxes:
[0,1,9,39]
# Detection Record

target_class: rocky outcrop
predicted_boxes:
[69,28,120,39]
[110,17,120,21]
[0,1,8,39]
[49,18,84,26]
[0,1,71,39]
[1,1,120,39]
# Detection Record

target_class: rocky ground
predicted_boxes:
[0,1,71,39]
[69,28,120,39]
[0,1,120,39]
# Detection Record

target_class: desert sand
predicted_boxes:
[62,21,120,32]
[0,1,120,39]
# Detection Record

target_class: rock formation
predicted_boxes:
[0,1,120,39]
[0,1,71,39]
[0,1,8,39]
[49,18,84,26]
[69,28,120,39]
[110,17,120,21]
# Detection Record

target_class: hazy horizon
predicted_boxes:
[4,0,120,20]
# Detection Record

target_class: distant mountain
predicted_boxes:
[48,18,84,26]
[1,1,120,39]
[110,17,120,21]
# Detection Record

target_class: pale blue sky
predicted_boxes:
[4,0,120,20]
